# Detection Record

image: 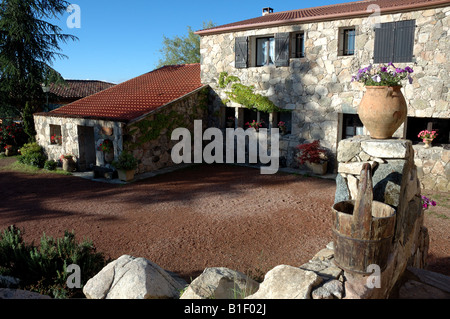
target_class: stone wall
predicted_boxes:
[34,114,124,168]
[413,144,450,192]
[335,136,429,298]
[123,87,209,175]
[200,6,450,167]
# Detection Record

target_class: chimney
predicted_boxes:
[262,7,274,16]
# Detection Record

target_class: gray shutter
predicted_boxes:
[338,28,345,56]
[393,20,415,62]
[374,22,395,63]
[275,33,290,67]
[235,37,248,69]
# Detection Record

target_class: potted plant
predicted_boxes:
[418,130,438,148]
[4,145,14,157]
[246,120,264,132]
[99,139,114,163]
[51,134,62,145]
[112,152,138,182]
[352,63,413,139]
[60,153,76,172]
[296,140,328,175]
[278,121,287,135]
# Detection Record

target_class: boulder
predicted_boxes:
[246,265,322,299]
[83,255,185,299]
[180,267,259,299]
[0,289,51,299]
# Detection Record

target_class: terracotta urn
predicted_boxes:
[423,138,433,149]
[358,86,407,139]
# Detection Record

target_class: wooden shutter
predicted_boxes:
[393,20,415,62]
[274,33,290,67]
[235,37,248,69]
[374,22,395,63]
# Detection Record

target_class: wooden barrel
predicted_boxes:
[331,164,396,275]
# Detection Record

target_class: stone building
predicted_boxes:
[34,64,208,174]
[196,0,449,189]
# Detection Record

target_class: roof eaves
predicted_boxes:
[195,0,450,35]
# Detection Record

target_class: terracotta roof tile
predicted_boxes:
[50,80,116,99]
[196,0,449,35]
[48,64,203,122]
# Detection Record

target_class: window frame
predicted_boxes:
[338,27,356,57]
[256,36,275,67]
[49,124,62,146]
[294,32,305,58]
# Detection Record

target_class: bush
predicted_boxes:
[0,225,107,299]
[112,152,138,171]
[44,160,57,171]
[18,142,47,168]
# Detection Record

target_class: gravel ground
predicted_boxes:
[0,158,448,282]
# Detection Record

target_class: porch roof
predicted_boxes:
[37,64,203,123]
[196,0,449,35]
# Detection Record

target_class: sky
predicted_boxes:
[51,0,358,84]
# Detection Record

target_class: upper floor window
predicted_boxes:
[374,20,416,63]
[256,37,275,66]
[338,27,356,56]
[294,32,305,58]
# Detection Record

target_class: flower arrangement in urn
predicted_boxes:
[296,140,328,175]
[352,63,414,140]
[278,121,287,135]
[418,130,438,148]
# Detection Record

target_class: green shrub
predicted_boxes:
[18,142,47,168]
[44,160,57,171]
[0,225,107,299]
[112,152,138,171]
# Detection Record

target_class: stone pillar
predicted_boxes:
[334,136,429,299]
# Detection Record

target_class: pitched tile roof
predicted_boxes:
[50,80,116,99]
[46,64,204,122]
[196,0,449,35]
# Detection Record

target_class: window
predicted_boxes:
[235,33,290,68]
[374,20,416,63]
[279,112,292,134]
[256,37,275,66]
[342,114,364,139]
[49,125,62,146]
[406,117,449,145]
[294,32,305,58]
[338,27,356,56]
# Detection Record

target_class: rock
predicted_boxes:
[83,255,185,299]
[335,173,350,204]
[338,161,378,175]
[0,275,20,288]
[337,138,362,162]
[180,267,259,299]
[0,289,51,299]
[312,280,344,299]
[246,265,322,299]
[361,139,411,159]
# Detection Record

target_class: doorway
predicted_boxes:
[78,126,96,171]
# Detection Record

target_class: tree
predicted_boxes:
[0,0,77,123]
[157,21,215,68]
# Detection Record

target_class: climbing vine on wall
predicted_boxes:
[218,72,284,113]
[126,87,209,150]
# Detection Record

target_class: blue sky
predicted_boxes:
[51,0,357,84]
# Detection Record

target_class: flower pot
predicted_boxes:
[358,86,407,139]
[104,151,114,164]
[423,138,433,149]
[117,169,135,182]
[305,161,327,175]
[62,158,76,172]
[5,149,13,157]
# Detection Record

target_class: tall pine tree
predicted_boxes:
[0,0,77,127]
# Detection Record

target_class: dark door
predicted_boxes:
[78,126,96,171]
